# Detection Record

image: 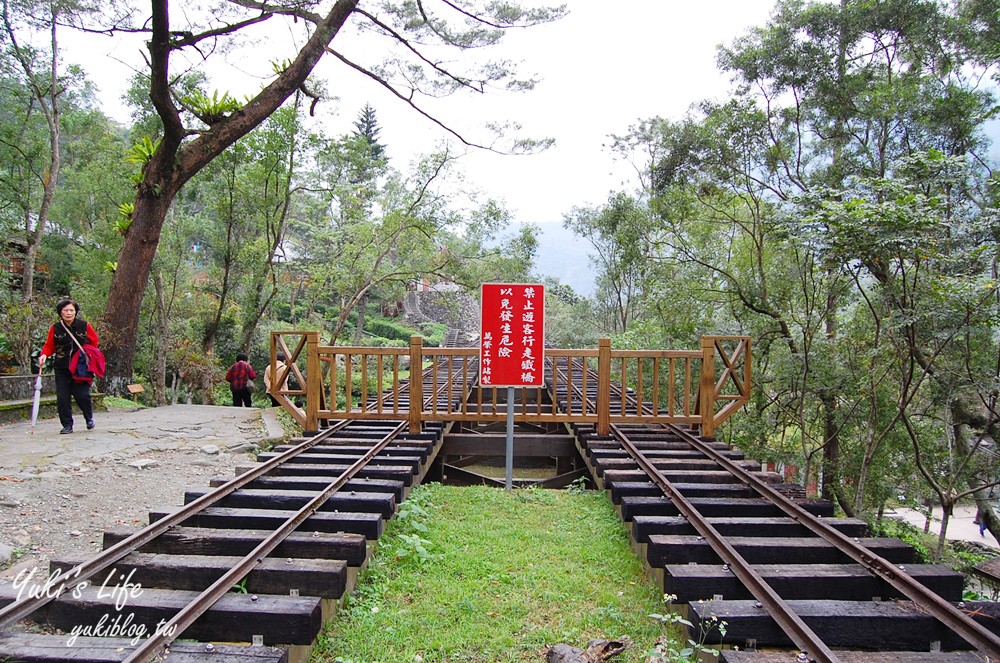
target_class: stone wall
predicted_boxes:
[406,290,480,345]
[0,374,54,400]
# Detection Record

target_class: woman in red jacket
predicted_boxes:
[225,352,257,407]
[38,299,99,434]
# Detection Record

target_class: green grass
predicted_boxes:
[104,395,145,409]
[311,484,674,662]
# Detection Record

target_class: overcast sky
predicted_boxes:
[428,0,780,225]
[68,2,779,223]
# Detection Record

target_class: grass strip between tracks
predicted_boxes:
[312,484,678,662]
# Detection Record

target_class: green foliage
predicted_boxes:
[113,203,133,235]
[125,136,160,165]
[0,298,47,373]
[393,532,438,566]
[563,193,649,335]
[963,588,987,601]
[364,317,419,344]
[104,395,145,409]
[181,90,241,124]
[543,277,600,348]
[585,0,1000,518]
[870,517,931,563]
[647,594,725,662]
[951,549,992,575]
[418,322,446,347]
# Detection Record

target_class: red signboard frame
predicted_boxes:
[480,283,545,387]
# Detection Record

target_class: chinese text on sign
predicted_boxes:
[480,284,545,387]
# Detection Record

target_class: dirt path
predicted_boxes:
[0,404,287,581]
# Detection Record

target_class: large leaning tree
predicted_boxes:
[101,0,565,394]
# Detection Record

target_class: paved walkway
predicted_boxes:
[0,404,286,473]
[887,503,999,550]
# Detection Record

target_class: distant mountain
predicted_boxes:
[530,223,597,297]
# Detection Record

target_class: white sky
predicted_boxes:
[65,1,779,227]
[426,0,780,225]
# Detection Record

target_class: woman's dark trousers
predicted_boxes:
[54,367,93,429]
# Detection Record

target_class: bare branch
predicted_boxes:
[168,13,274,49]
[437,0,566,29]
[226,0,322,23]
[326,47,501,152]
[354,8,481,94]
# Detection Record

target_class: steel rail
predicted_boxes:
[124,420,408,662]
[118,357,449,660]
[0,354,456,651]
[554,360,847,661]
[603,359,1000,657]
[0,420,351,627]
[612,424,840,663]
[664,422,1000,659]
[549,357,595,414]
[597,361,1000,650]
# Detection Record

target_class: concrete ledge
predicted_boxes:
[0,393,106,425]
[260,407,290,443]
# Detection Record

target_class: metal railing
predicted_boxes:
[268,332,751,436]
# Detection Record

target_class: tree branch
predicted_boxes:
[325,48,502,152]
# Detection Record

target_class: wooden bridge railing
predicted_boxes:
[268,332,751,437]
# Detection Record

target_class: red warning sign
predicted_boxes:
[480,284,545,387]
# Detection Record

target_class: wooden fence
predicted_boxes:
[268,332,751,437]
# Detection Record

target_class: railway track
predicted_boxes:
[549,357,1000,662]
[0,355,471,662]
[1,339,997,662]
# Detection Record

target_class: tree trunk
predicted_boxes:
[203,257,231,360]
[935,503,953,561]
[201,372,216,405]
[102,188,177,395]
[240,92,301,353]
[100,0,358,390]
[354,293,367,344]
[820,392,841,502]
[152,272,169,406]
[12,7,61,303]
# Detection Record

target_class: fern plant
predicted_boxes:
[182,90,241,124]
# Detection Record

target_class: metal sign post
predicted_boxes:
[506,386,515,490]
[480,283,546,490]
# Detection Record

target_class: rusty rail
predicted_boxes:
[663,423,1000,658]
[612,424,841,663]
[123,422,408,662]
[0,421,353,628]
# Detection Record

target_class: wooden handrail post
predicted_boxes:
[744,337,752,403]
[409,335,423,434]
[305,331,320,434]
[269,333,277,391]
[597,338,611,435]
[700,336,716,438]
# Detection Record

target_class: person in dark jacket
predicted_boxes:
[38,299,99,434]
[225,352,257,407]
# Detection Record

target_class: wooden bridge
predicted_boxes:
[266,331,752,438]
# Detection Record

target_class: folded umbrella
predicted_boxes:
[30,368,42,427]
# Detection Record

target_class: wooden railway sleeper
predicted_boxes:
[613,424,842,663]
[0,419,358,629]
[121,421,407,662]
[662,422,1000,659]
[548,356,1000,660]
